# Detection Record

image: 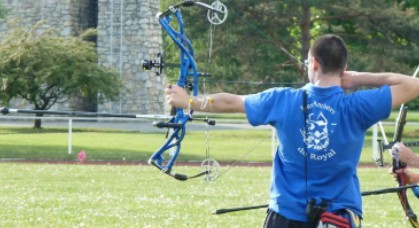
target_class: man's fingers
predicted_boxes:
[389,166,405,174]
[165,84,175,95]
[392,142,400,149]
[394,169,404,174]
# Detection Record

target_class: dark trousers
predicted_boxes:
[263,210,316,228]
[263,210,361,228]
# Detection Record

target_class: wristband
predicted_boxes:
[187,97,194,110]
[200,96,213,110]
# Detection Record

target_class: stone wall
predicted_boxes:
[0,0,83,36]
[0,0,164,114]
[97,0,164,114]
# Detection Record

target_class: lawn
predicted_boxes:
[0,111,418,227]
[0,163,418,227]
[0,123,417,165]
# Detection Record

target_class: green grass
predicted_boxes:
[0,163,418,227]
[0,123,418,165]
[0,127,155,161]
[0,111,418,227]
[0,126,274,162]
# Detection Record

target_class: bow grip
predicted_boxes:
[393,106,408,143]
[392,146,408,171]
[392,106,408,171]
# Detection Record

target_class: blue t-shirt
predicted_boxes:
[244,83,392,222]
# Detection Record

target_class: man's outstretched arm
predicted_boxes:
[165,85,246,113]
[342,71,419,108]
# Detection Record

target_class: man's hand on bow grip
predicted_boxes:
[391,168,415,184]
[165,84,190,109]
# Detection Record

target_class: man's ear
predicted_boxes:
[313,58,319,71]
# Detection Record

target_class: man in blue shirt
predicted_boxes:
[165,34,419,227]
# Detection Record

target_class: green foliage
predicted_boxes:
[160,0,418,106]
[393,0,419,11]
[0,0,7,18]
[0,21,120,111]
[159,0,308,94]
[316,0,419,108]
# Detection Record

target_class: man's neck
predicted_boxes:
[312,73,341,87]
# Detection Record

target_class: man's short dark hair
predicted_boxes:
[311,34,347,75]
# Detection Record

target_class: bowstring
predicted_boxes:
[202,20,216,169]
[218,133,271,178]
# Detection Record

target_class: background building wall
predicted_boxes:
[97,0,164,114]
[0,0,164,114]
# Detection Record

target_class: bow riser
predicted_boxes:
[148,10,197,173]
[393,106,408,170]
[160,13,199,94]
[149,125,185,171]
[147,1,227,181]
[392,95,419,227]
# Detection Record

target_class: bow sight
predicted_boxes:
[143,52,211,93]
[142,53,164,76]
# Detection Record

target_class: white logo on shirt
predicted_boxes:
[299,104,337,162]
[304,112,329,150]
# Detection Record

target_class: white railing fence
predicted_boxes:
[0,116,403,163]
[0,116,270,162]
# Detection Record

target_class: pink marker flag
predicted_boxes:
[77,150,86,163]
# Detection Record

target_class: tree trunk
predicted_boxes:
[34,112,43,128]
[33,108,44,129]
[300,3,311,62]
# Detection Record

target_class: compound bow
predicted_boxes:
[144,0,228,181]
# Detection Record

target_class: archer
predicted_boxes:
[166,34,419,227]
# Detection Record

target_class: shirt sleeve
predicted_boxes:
[350,85,392,128]
[244,88,286,126]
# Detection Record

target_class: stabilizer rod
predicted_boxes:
[214,184,419,215]
[0,107,170,120]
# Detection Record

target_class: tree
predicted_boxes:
[159,0,418,103]
[0,0,6,18]
[0,21,121,128]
